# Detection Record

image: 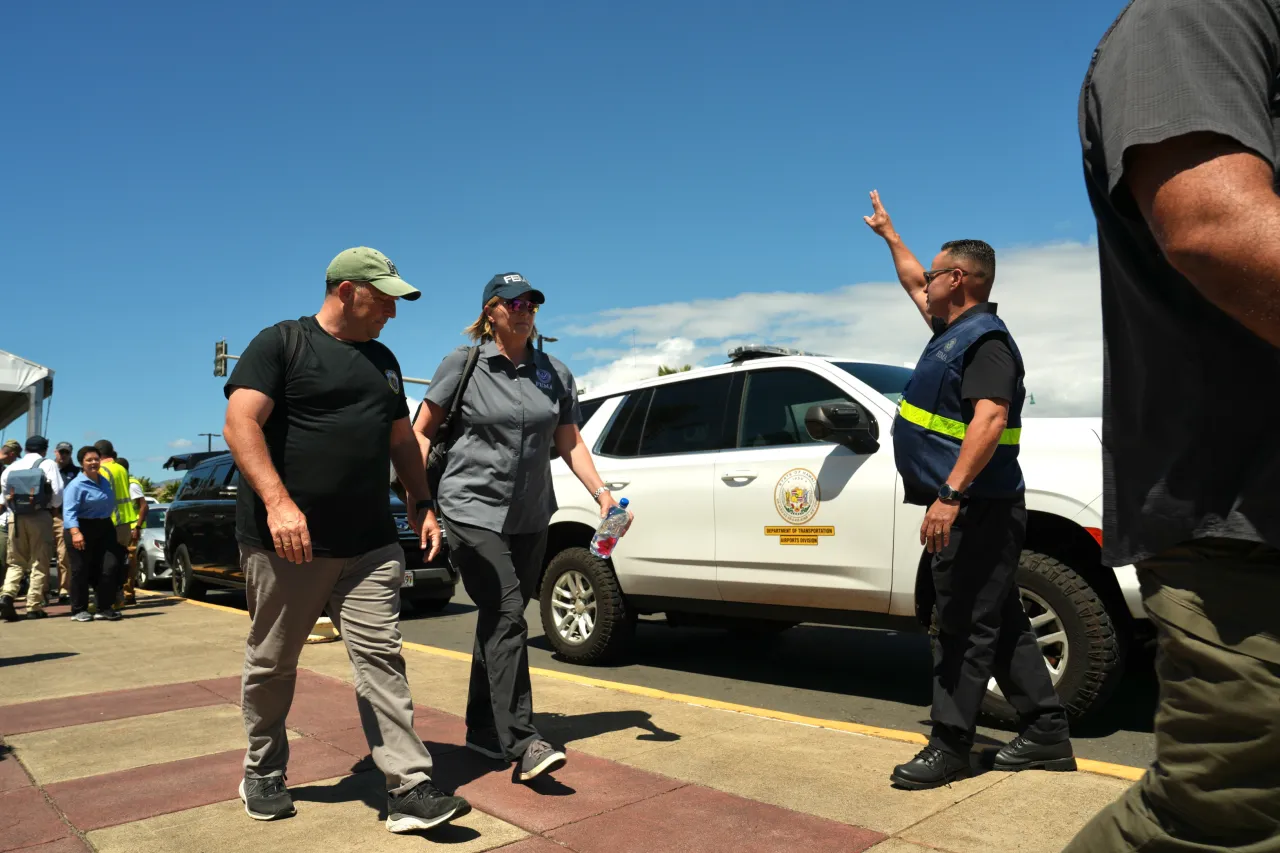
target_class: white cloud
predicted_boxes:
[168,438,193,449]
[562,242,1103,417]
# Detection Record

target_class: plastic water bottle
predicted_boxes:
[590,498,631,558]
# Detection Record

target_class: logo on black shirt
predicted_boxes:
[385,370,401,394]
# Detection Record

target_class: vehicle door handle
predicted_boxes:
[721,470,758,482]
[604,481,629,491]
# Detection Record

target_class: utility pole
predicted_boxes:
[537,335,558,352]
[198,433,221,452]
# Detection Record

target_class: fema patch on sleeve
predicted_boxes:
[535,368,554,391]
[385,370,401,394]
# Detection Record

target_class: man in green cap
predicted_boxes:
[222,247,466,833]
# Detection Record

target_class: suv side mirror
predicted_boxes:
[804,403,880,454]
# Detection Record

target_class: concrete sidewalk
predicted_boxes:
[0,593,1140,853]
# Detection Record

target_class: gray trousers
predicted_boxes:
[442,519,549,761]
[240,543,432,795]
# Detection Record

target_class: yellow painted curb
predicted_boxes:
[151,590,1150,785]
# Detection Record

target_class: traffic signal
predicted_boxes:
[214,340,228,377]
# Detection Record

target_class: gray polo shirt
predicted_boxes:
[426,341,581,535]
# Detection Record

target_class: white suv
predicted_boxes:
[542,346,1148,721]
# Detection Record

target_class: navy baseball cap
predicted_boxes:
[483,273,545,306]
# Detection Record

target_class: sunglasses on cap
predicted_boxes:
[501,297,541,314]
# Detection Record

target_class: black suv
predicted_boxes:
[163,452,456,610]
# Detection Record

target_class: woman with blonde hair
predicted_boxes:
[413,272,625,783]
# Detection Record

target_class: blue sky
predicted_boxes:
[2,0,1127,481]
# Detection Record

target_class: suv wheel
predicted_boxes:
[539,547,634,664]
[171,544,207,601]
[978,549,1124,724]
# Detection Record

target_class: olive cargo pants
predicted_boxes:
[1062,539,1280,852]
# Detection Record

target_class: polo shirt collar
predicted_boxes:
[479,339,542,371]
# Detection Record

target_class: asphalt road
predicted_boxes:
[205,584,1157,769]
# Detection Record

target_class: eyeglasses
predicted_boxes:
[922,268,971,284]
[502,297,540,315]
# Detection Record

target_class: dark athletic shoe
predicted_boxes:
[993,734,1077,772]
[26,609,48,620]
[890,746,973,790]
[0,596,19,623]
[517,739,567,782]
[386,780,471,833]
[239,775,296,821]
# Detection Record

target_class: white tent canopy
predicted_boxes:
[0,350,53,438]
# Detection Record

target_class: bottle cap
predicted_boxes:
[619,498,629,507]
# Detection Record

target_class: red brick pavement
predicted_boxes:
[0,669,887,852]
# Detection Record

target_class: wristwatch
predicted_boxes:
[415,499,437,513]
[591,485,610,500]
[937,483,965,503]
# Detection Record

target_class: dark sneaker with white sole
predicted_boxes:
[465,728,505,760]
[240,775,296,820]
[993,735,1077,772]
[517,739,566,782]
[386,780,471,833]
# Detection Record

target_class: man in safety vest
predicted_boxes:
[94,439,138,607]
[864,191,1074,790]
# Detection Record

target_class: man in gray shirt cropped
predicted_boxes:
[1070,1,1280,850]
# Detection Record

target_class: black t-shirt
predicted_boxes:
[224,315,410,558]
[1080,0,1280,565]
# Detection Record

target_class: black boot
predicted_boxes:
[0,596,19,623]
[890,746,972,790]
[993,734,1076,772]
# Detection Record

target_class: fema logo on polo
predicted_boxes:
[773,468,820,525]
[535,368,554,390]
[385,370,401,394]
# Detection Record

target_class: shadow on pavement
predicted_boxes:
[536,709,681,748]
[402,601,478,621]
[0,651,78,667]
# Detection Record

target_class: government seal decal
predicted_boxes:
[774,468,820,525]
[385,370,401,393]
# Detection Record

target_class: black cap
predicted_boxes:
[25,435,48,454]
[55,442,73,453]
[483,273,545,307]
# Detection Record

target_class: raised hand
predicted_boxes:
[862,189,897,239]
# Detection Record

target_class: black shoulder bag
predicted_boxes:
[425,346,481,497]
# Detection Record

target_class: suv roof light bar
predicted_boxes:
[727,344,826,363]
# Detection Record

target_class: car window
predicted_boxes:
[145,508,166,529]
[638,374,735,457]
[578,397,607,427]
[833,362,913,403]
[738,368,855,448]
[176,463,214,501]
[599,389,651,457]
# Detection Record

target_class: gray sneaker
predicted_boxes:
[240,776,296,821]
[71,611,93,623]
[517,740,566,782]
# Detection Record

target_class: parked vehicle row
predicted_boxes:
[161,452,457,610]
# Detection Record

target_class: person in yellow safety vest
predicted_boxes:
[120,458,149,592]
[93,440,138,607]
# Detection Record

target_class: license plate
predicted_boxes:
[402,571,415,587]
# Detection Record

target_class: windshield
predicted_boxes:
[145,508,166,529]
[833,362,913,403]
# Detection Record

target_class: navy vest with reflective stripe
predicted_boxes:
[892,308,1026,499]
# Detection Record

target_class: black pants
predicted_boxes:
[67,518,122,615]
[928,497,1068,756]
[443,518,550,761]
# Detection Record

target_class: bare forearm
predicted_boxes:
[224,416,290,509]
[946,415,1005,493]
[557,434,605,495]
[391,437,432,500]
